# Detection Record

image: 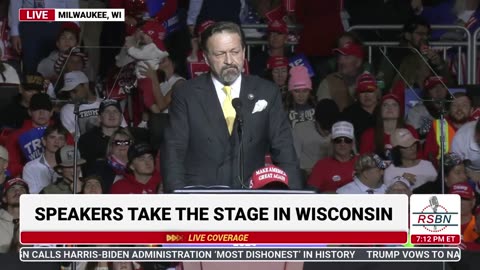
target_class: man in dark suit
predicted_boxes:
[161,21,302,192]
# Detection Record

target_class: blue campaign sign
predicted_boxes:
[404,88,466,116]
[163,13,182,35]
[146,0,183,35]
[289,54,315,77]
[18,126,47,162]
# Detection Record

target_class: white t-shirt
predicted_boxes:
[60,98,127,134]
[292,121,331,171]
[451,120,480,170]
[384,160,437,190]
[159,74,185,113]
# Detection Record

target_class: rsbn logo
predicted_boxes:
[412,196,458,232]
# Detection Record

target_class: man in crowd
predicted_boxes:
[378,16,451,91]
[8,0,79,73]
[249,19,292,76]
[341,72,379,141]
[111,143,161,194]
[0,178,29,252]
[0,73,44,129]
[79,99,123,169]
[424,92,473,163]
[22,124,68,194]
[162,21,302,192]
[337,153,387,194]
[452,119,480,193]
[59,71,102,135]
[6,93,54,177]
[41,145,85,194]
[449,183,478,243]
[316,42,365,111]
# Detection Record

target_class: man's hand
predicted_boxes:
[424,48,442,67]
[11,36,21,54]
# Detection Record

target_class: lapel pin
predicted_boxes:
[247,94,255,100]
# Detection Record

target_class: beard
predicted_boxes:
[452,115,469,124]
[216,65,240,85]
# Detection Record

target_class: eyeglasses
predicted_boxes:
[333,137,353,144]
[113,140,132,146]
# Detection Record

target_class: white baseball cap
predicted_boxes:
[331,121,354,139]
[60,71,89,92]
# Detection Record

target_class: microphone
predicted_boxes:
[232,98,243,124]
[429,196,439,213]
[232,98,246,189]
[429,196,439,230]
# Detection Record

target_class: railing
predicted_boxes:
[472,27,480,83]
[348,25,473,84]
[241,23,473,84]
[241,24,300,61]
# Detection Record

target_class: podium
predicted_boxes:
[173,188,314,270]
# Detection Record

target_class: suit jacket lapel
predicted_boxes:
[196,74,230,145]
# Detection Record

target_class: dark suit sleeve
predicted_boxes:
[267,84,304,189]
[161,85,190,193]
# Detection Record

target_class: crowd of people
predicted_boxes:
[0,0,480,269]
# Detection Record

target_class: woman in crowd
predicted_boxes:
[384,128,438,193]
[360,93,419,159]
[86,128,134,193]
[308,121,358,192]
[284,65,316,127]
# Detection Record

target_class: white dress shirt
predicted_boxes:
[22,154,60,194]
[211,75,242,106]
[336,177,386,194]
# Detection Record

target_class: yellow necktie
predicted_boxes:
[222,85,236,135]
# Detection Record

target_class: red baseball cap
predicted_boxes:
[333,42,364,59]
[424,76,447,91]
[250,165,289,189]
[356,73,378,93]
[141,21,167,51]
[449,182,475,200]
[267,56,289,69]
[382,93,400,104]
[268,20,288,34]
[3,178,29,195]
[60,22,80,34]
[197,20,215,36]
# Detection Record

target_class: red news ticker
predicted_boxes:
[21,231,407,245]
[19,9,56,22]
[410,234,461,245]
